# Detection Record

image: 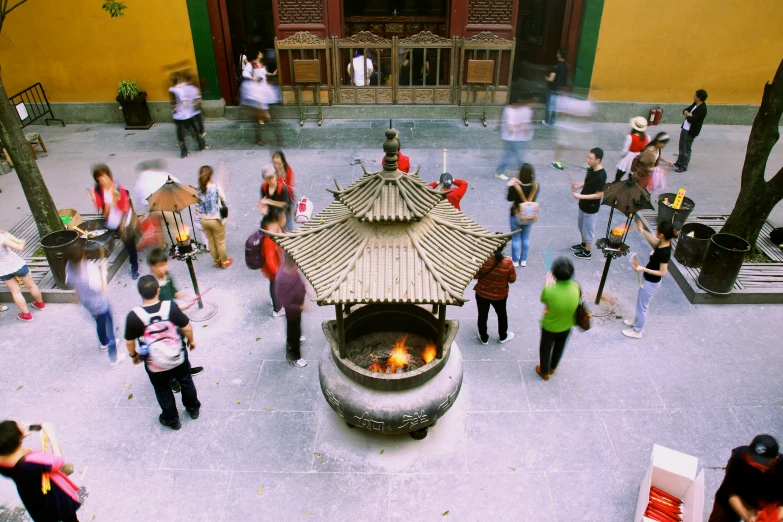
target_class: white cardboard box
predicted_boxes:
[635,444,705,522]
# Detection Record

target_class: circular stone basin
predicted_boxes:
[319,341,463,435]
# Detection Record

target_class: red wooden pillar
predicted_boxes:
[561,0,586,76]
[205,0,238,104]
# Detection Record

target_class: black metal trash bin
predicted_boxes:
[674,223,715,267]
[697,233,750,295]
[657,193,695,229]
[40,230,81,289]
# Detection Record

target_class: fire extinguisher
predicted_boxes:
[648,106,663,126]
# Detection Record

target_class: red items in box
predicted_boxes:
[644,486,683,521]
[635,444,705,522]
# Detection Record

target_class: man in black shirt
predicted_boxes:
[571,148,606,260]
[543,49,569,126]
[125,275,200,430]
[709,435,783,522]
[674,89,708,173]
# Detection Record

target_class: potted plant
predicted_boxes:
[116,80,153,130]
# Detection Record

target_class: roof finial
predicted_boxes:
[383,127,399,172]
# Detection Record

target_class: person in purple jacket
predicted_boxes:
[274,254,307,368]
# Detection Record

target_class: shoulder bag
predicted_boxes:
[575,285,592,331]
[514,183,539,225]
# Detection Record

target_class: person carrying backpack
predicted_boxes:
[124,275,200,430]
[506,163,539,267]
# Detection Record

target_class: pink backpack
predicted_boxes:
[132,301,184,372]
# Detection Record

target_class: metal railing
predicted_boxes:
[9,83,65,127]
[271,31,514,108]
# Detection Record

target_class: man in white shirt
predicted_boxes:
[348,49,374,86]
[169,74,208,158]
[494,95,534,180]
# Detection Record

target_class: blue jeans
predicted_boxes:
[634,279,661,332]
[495,140,526,176]
[545,90,557,124]
[509,215,532,263]
[94,309,117,363]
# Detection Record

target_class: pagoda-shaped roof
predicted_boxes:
[267,128,518,306]
[328,166,445,222]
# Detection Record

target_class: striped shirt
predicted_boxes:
[473,256,516,300]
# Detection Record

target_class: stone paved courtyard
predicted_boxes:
[0,119,782,521]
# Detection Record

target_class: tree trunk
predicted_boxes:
[721,59,783,249]
[0,74,63,238]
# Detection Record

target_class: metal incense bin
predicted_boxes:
[267,128,520,439]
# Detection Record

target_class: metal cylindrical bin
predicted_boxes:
[674,223,715,268]
[657,193,695,229]
[40,230,81,288]
[696,233,750,295]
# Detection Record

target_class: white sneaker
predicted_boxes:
[293,358,307,368]
[622,329,642,339]
[519,260,527,267]
[494,173,509,180]
[0,305,8,312]
[110,353,127,370]
[299,335,306,342]
[499,332,515,344]
[100,344,109,352]
[272,308,286,318]
[477,332,488,345]
[623,319,634,327]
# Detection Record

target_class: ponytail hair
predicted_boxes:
[494,246,505,262]
[657,220,678,240]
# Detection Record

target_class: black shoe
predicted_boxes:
[674,166,687,173]
[570,243,586,251]
[190,366,204,377]
[131,269,140,280]
[170,381,181,393]
[188,409,200,420]
[573,249,592,260]
[159,415,182,430]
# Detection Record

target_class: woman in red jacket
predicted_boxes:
[261,206,286,317]
[272,151,295,191]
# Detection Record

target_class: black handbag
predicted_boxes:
[575,285,592,331]
[219,199,229,220]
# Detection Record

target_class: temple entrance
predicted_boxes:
[343,0,450,40]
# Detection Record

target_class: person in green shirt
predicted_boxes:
[147,248,203,385]
[537,257,580,381]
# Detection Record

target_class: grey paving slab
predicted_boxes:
[311,397,467,474]
[547,469,646,522]
[600,408,748,469]
[461,361,530,412]
[647,356,783,409]
[221,472,389,521]
[522,357,665,411]
[730,406,783,440]
[251,360,329,412]
[465,411,618,472]
[389,472,555,522]
[160,410,317,472]
[77,467,232,521]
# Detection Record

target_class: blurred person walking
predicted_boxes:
[632,132,674,191]
[543,49,569,126]
[240,49,280,146]
[615,117,650,182]
[536,257,580,381]
[275,254,308,368]
[65,241,125,369]
[0,421,81,522]
[674,89,708,173]
[125,275,200,430]
[506,163,539,267]
[261,206,287,317]
[474,246,517,345]
[622,220,675,339]
[87,164,139,280]
[0,230,45,322]
[494,95,533,180]
[571,148,607,260]
[196,166,232,269]
[169,73,208,158]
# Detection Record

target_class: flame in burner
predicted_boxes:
[176,223,191,243]
[611,225,627,237]
[422,343,437,364]
[368,359,384,373]
[387,335,411,372]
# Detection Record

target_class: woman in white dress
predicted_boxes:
[240,50,280,146]
[615,116,650,182]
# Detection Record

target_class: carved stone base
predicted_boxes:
[319,341,463,435]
